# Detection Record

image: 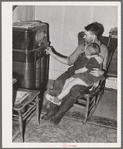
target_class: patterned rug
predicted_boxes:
[12,108,117,143]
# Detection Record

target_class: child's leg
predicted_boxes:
[58,78,88,100]
[61,77,76,92]
[46,78,88,106]
[46,77,75,106]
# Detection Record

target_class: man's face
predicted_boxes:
[83,30,95,44]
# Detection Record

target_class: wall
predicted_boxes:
[13,5,35,22]
[35,5,117,80]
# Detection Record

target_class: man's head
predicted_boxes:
[83,22,104,44]
[85,43,100,56]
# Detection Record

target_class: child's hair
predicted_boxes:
[87,43,101,55]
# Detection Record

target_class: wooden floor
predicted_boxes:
[93,89,117,121]
[69,88,117,121]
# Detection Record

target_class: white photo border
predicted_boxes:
[2,1,121,148]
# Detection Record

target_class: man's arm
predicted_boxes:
[46,44,85,66]
[67,44,85,66]
[46,47,68,65]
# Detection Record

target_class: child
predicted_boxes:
[46,43,103,105]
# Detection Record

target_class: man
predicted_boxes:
[42,22,108,124]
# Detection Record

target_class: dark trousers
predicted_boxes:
[46,70,91,124]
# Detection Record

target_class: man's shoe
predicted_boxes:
[41,109,56,121]
[50,116,61,124]
[41,114,51,121]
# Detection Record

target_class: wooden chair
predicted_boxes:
[13,89,40,142]
[74,29,117,122]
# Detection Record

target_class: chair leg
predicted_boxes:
[84,96,90,123]
[18,111,24,142]
[87,96,96,119]
[88,93,103,119]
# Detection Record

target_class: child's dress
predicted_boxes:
[72,53,103,86]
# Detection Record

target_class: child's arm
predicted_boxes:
[85,57,103,73]
[75,67,88,74]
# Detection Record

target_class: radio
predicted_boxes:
[13,20,49,50]
[13,20,50,92]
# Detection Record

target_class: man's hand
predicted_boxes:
[45,47,68,65]
[46,47,53,55]
[90,68,104,77]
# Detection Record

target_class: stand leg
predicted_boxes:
[36,95,40,125]
[18,111,24,142]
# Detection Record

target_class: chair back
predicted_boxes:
[78,31,117,72]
